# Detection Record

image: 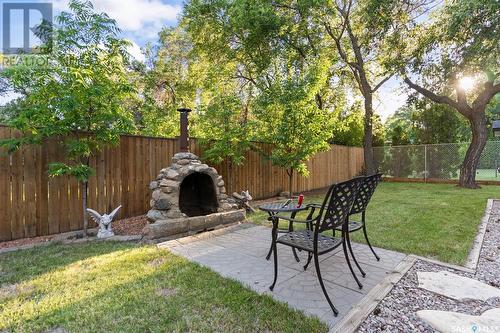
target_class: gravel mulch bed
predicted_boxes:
[357,200,500,332]
[113,215,148,236]
[0,235,57,250]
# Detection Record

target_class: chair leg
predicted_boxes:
[288,217,301,262]
[342,238,363,289]
[313,252,339,316]
[363,225,380,261]
[303,252,312,271]
[346,231,366,277]
[362,211,380,261]
[266,243,273,261]
[270,223,279,291]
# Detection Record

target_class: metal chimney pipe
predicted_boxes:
[177,108,192,152]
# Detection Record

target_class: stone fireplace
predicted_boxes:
[143,109,244,241]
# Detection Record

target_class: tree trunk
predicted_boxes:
[82,180,89,236]
[458,112,488,189]
[363,94,375,175]
[287,168,294,198]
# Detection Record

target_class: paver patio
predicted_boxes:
[158,224,406,330]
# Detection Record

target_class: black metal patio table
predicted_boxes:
[259,201,309,262]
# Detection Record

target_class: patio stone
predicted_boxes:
[158,224,406,330]
[417,271,500,301]
[417,308,500,333]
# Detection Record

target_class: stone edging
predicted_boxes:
[332,255,417,333]
[464,199,495,270]
[156,221,252,247]
[333,198,498,333]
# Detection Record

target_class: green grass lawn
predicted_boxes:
[0,242,327,333]
[249,182,500,265]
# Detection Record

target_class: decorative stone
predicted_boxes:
[143,210,246,240]
[219,187,226,194]
[159,179,178,188]
[154,199,172,210]
[219,194,228,200]
[165,210,183,219]
[176,159,190,165]
[147,209,169,222]
[220,203,233,210]
[143,219,189,239]
[417,271,500,301]
[165,169,180,180]
[152,189,164,201]
[193,164,210,172]
[172,152,199,162]
[149,181,159,190]
[161,186,175,194]
[217,180,225,187]
[417,308,500,333]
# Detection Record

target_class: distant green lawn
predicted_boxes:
[250,182,500,265]
[0,242,327,333]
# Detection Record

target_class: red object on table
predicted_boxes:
[297,194,304,207]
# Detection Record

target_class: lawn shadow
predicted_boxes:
[0,241,138,285]
[1,247,328,333]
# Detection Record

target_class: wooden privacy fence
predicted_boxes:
[0,126,364,241]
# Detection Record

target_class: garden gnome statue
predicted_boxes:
[86,205,122,239]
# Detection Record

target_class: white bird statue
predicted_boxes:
[86,205,122,239]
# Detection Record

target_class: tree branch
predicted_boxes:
[404,77,468,114]
[372,75,392,93]
[472,82,500,111]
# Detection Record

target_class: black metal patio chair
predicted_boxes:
[334,173,383,277]
[268,177,364,316]
[304,173,383,278]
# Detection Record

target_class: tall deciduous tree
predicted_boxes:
[319,0,427,173]
[402,0,499,188]
[184,0,428,175]
[183,0,336,194]
[0,0,135,234]
[195,92,255,189]
[254,60,335,196]
[132,27,201,137]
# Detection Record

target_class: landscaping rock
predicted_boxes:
[154,199,172,210]
[417,308,500,333]
[172,152,198,162]
[417,271,500,301]
[143,210,246,240]
[164,169,180,180]
[146,209,169,222]
[358,200,500,333]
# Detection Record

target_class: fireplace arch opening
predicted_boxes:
[179,172,219,217]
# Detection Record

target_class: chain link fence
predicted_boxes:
[373,141,500,181]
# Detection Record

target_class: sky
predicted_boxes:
[0,0,406,120]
